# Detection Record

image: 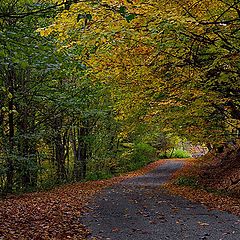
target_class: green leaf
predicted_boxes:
[8,92,13,99]
[86,14,92,21]
[119,6,126,15]
[126,14,135,22]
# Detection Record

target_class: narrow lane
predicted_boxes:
[82,160,240,240]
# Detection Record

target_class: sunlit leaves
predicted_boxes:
[38,0,240,143]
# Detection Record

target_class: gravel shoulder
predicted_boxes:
[82,160,240,240]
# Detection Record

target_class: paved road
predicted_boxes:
[82,160,240,240]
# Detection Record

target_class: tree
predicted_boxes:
[41,0,239,145]
[0,0,125,194]
[2,0,239,194]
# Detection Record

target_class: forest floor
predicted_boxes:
[0,159,167,240]
[165,157,240,217]
[1,158,240,240]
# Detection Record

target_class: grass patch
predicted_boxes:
[159,149,191,159]
[175,176,199,188]
[175,176,229,196]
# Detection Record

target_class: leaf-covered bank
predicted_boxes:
[0,159,166,240]
[165,151,240,216]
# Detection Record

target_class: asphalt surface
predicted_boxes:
[82,160,240,240]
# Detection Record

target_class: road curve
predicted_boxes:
[82,160,240,240]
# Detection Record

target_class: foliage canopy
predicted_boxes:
[0,0,240,194]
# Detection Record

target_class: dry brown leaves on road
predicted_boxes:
[0,159,166,240]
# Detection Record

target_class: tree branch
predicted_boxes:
[0,1,67,19]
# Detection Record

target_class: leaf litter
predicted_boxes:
[0,160,166,240]
[165,158,240,216]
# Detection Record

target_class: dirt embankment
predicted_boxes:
[198,142,240,196]
[166,142,240,215]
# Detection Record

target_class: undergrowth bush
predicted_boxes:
[86,143,157,180]
[86,171,113,181]
[119,143,157,172]
[86,157,118,180]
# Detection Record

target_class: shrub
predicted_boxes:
[86,143,157,178]
[126,143,157,170]
[132,143,156,160]
[86,157,118,180]
[86,171,113,181]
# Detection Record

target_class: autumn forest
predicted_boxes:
[0,0,240,196]
[1,0,240,239]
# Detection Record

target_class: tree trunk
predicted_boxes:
[54,117,66,181]
[79,126,88,179]
[71,121,89,181]
[6,70,14,193]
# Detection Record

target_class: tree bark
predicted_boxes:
[6,70,14,193]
